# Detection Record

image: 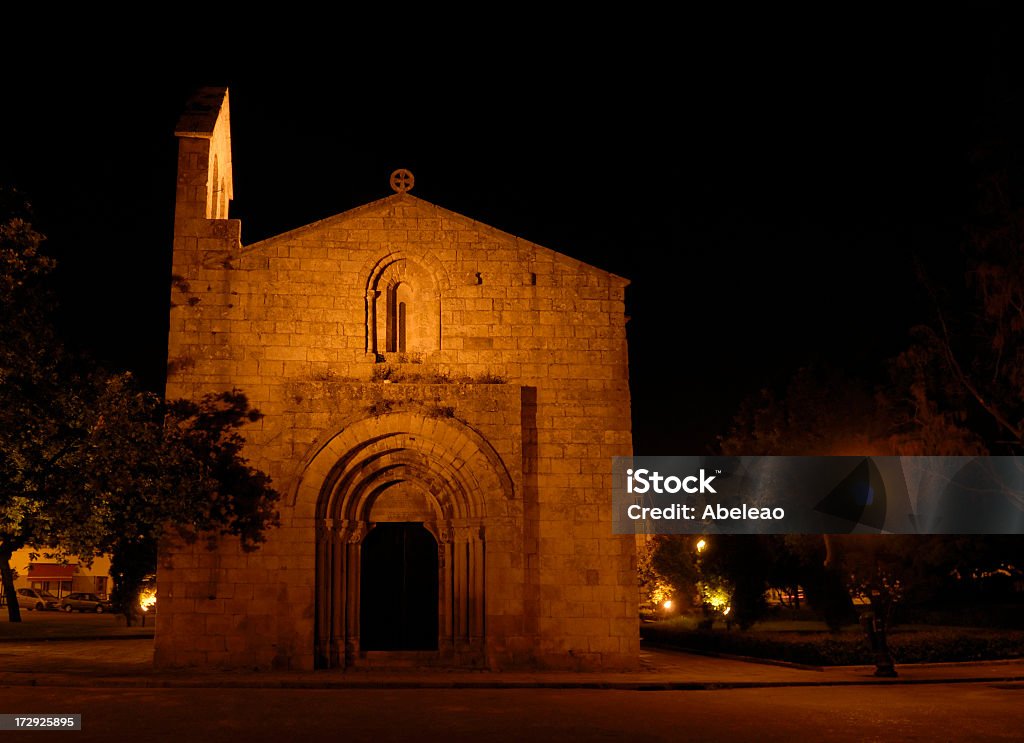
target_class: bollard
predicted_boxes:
[860,611,898,677]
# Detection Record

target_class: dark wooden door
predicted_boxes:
[360,523,439,650]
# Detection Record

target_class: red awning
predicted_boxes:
[27,564,77,580]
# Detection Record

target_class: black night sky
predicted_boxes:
[1,12,1018,453]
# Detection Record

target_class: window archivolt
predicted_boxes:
[365,254,442,358]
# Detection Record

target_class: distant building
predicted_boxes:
[158,88,636,671]
[1,547,112,602]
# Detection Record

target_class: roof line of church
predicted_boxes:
[239,193,629,286]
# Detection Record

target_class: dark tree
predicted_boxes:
[0,197,83,621]
[890,97,1024,455]
[0,202,279,622]
[720,365,894,457]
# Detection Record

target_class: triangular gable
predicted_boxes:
[241,193,628,286]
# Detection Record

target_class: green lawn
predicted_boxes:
[641,616,1024,666]
[0,609,156,639]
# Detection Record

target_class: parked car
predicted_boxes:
[60,592,114,613]
[15,588,60,611]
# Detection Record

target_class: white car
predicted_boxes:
[15,588,60,611]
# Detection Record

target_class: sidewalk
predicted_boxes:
[1,640,1023,690]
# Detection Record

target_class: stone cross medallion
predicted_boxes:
[390,169,415,193]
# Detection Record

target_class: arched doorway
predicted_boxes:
[301,413,515,669]
[360,523,439,651]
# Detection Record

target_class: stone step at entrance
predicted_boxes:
[349,651,443,670]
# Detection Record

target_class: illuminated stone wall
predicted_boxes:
[157,88,636,671]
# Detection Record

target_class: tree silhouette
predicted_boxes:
[0,201,279,622]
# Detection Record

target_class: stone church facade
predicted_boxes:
[157,88,637,671]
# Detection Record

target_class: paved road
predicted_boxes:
[2,683,1023,741]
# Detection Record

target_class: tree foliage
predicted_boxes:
[720,365,894,457]
[888,107,1024,455]
[54,377,281,622]
[0,198,81,620]
[710,356,1023,629]
[0,199,279,622]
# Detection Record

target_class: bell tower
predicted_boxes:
[173,86,235,223]
[166,87,242,397]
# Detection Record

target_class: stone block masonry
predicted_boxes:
[157,87,637,671]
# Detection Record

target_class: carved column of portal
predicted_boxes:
[316,520,363,669]
[331,521,355,668]
[451,522,485,657]
[343,523,367,667]
[437,525,454,654]
[469,525,485,651]
[452,525,469,649]
[314,519,333,669]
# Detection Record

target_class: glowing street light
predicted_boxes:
[696,538,707,553]
[139,586,157,613]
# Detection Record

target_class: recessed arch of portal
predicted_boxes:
[301,412,512,669]
[293,413,514,515]
[322,454,478,524]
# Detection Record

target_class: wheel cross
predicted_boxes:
[390,169,415,193]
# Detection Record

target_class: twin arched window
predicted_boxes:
[386,282,412,353]
[367,256,441,357]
